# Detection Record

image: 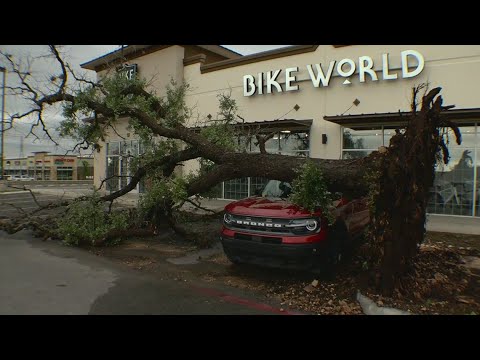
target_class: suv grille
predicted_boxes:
[226,215,296,235]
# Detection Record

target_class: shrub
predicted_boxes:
[290,160,334,223]
[57,191,129,246]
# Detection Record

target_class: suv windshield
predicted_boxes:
[261,180,292,198]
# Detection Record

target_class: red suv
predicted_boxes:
[220,180,369,274]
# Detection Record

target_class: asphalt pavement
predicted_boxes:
[0,229,292,315]
[1,183,292,315]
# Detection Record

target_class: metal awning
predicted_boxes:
[191,118,313,133]
[324,108,480,129]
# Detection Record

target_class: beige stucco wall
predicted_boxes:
[92,45,480,191]
[182,45,480,176]
[94,46,186,192]
[98,45,185,95]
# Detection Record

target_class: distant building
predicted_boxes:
[2,152,94,180]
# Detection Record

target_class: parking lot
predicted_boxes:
[0,181,94,218]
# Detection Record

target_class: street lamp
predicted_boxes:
[0,66,6,181]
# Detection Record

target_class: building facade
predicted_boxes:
[2,152,94,180]
[81,45,480,218]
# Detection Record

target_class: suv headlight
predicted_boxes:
[224,213,234,224]
[305,219,318,231]
[286,218,320,233]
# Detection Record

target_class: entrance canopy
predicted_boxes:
[191,118,313,134]
[324,108,480,129]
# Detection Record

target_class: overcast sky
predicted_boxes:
[0,45,290,158]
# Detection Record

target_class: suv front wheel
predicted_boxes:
[318,220,349,279]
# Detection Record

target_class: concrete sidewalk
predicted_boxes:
[426,214,480,235]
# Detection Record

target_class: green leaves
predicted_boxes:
[163,80,191,127]
[217,92,238,124]
[199,91,240,152]
[200,124,236,151]
[58,73,201,157]
[138,175,188,218]
[56,190,129,246]
[290,161,334,222]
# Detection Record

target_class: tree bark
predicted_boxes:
[186,154,374,198]
[370,87,461,295]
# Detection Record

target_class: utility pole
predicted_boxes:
[20,136,24,158]
[0,66,6,180]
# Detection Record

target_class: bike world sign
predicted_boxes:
[243,50,424,97]
[117,64,138,80]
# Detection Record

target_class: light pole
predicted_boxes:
[0,66,6,181]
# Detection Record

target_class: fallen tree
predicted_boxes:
[0,46,461,293]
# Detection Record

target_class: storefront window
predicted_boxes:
[139,178,146,194]
[107,142,120,155]
[342,127,383,159]
[106,156,120,192]
[44,167,51,180]
[250,177,270,196]
[224,178,249,200]
[429,149,475,216]
[235,135,250,153]
[105,140,141,193]
[279,132,310,157]
[428,126,477,217]
[343,124,480,217]
[139,140,146,155]
[57,167,73,181]
[120,140,139,156]
[220,130,310,200]
[120,157,130,189]
[384,129,398,147]
[343,128,383,150]
[475,148,480,217]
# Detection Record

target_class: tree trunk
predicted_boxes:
[186,154,374,198]
[370,88,460,294]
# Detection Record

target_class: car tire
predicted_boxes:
[323,220,349,279]
[224,252,243,265]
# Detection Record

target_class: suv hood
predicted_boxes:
[224,196,321,218]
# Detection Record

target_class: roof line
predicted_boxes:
[81,45,243,71]
[219,45,244,56]
[79,46,123,68]
[199,45,319,73]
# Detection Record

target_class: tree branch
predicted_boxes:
[101,147,200,202]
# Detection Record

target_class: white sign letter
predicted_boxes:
[285,67,299,92]
[258,72,263,95]
[401,50,425,79]
[307,61,336,87]
[337,58,356,77]
[337,59,356,85]
[382,53,398,80]
[243,75,256,97]
[266,70,283,94]
[358,56,378,83]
